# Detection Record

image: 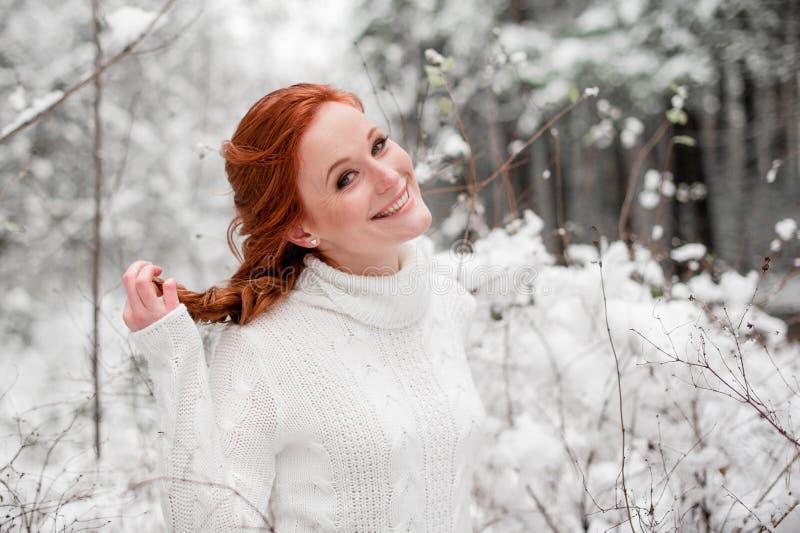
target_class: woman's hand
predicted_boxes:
[122,260,180,332]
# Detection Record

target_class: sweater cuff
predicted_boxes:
[129,303,203,372]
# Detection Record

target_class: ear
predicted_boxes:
[285,223,315,248]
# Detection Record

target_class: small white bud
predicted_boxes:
[424,48,444,65]
[651,225,664,240]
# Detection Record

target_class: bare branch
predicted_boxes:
[0,0,177,144]
[592,226,636,533]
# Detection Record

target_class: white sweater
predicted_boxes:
[130,235,487,532]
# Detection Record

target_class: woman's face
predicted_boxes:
[288,101,432,274]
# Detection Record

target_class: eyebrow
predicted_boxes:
[326,126,379,187]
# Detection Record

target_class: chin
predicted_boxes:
[384,213,431,246]
[418,208,433,234]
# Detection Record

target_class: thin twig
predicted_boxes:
[0,0,177,144]
[592,226,636,533]
[525,484,563,533]
[618,120,670,243]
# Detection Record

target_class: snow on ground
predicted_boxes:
[2,208,799,531]
[446,210,800,531]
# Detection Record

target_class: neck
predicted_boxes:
[294,237,432,329]
[321,247,402,276]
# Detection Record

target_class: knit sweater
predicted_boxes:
[130,235,487,532]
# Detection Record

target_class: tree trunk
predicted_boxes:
[90,0,104,460]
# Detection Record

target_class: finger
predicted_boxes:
[122,297,133,329]
[163,278,180,311]
[135,264,162,311]
[123,260,152,312]
[153,267,163,290]
[153,270,164,297]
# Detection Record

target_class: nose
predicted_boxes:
[369,159,401,194]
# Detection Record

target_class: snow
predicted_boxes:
[656,52,715,86]
[638,189,660,209]
[424,48,444,65]
[621,117,643,148]
[460,210,799,530]
[0,90,63,138]
[566,243,598,265]
[651,224,664,240]
[3,205,799,532]
[497,24,553,55]
[576,4,617,33]
[533,77,571,107]
[413,161,434,184]
[670,242,707,261]
[676,183,691,202]
[617,0,646,25]
[509,50,527,64]
[624,116,644,134]
[690,182,708,200]
[439,204,469,238]
[766,159,782,183]
[643,168,661,190]
[588,118,615,148]
[2,0,799,529]
[105,6,162,49]
[7,85,26,111]
[620,128,637,148]
[506,139,525,156]
[775,218,797,241]
[436,127,471,158]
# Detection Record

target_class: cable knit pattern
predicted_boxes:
[130,235,487,532]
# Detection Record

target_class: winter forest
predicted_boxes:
[1,0,799,531]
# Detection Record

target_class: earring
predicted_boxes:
[310,238,318,246]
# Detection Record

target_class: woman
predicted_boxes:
[122,83,487,532]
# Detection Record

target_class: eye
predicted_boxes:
[372,135,388,156]
[336,171,355,190]
[336,136,389,191]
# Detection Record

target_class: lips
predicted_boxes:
[371,184,408,219]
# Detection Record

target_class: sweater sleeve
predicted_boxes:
[129,303,279,532]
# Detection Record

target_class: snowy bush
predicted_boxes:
[450,210,800,531]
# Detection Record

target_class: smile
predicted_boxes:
[371,185,412,220]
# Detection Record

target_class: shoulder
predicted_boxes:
[225,295,339,361]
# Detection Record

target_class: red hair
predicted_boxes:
[165,83,364,325]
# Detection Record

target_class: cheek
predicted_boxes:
[329,191,371,226]
[387,143,414,174]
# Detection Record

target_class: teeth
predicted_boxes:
[374,189,409,218]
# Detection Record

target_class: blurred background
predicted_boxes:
[1,0,799,531]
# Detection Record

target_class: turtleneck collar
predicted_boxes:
[292,236,433,329]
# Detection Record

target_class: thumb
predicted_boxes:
[163,278,180,311]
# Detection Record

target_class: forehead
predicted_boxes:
[301,101,371,148]
[298,101,373,187]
